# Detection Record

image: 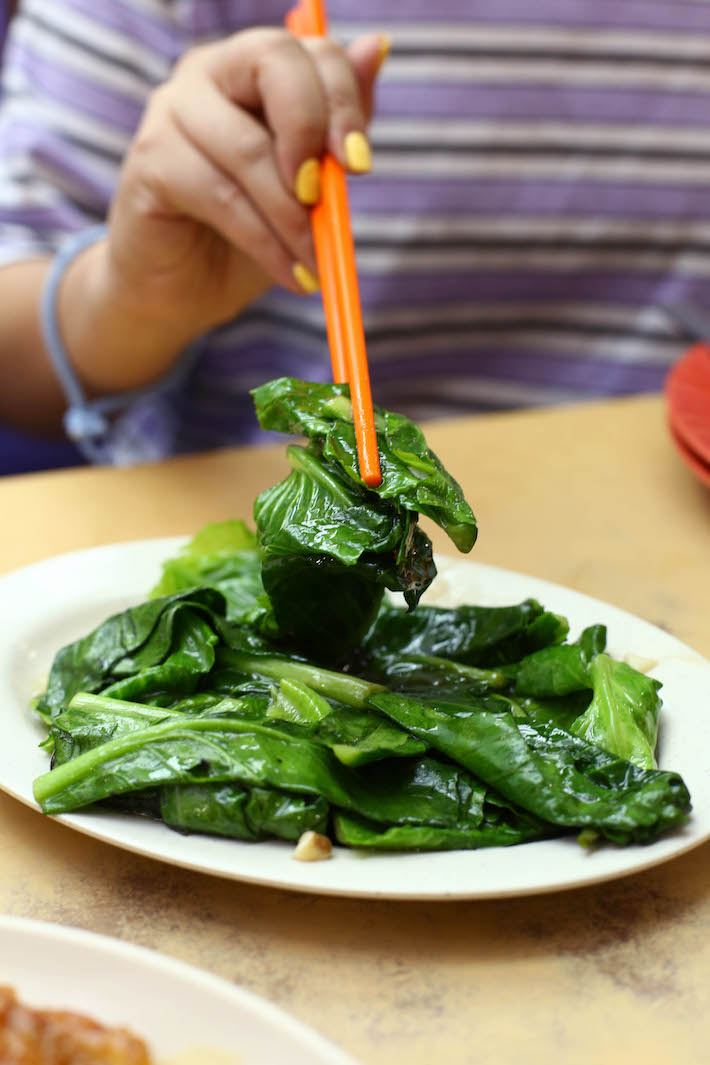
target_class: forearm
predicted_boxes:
[0,259,64,435]
[57,236,213,396]
[0,239,244,437]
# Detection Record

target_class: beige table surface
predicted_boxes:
[1,393,710,1065]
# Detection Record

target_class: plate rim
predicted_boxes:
[0,913,360,1065]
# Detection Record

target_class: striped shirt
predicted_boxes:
[0,0,708,464]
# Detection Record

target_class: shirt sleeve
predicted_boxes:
[0,0,167,268]
[0,0,191,465]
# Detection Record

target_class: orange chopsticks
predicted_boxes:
[286,0,382,488]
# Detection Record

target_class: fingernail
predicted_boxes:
[293,262,320,293]
[344,130,372,173]
[294,157,321,206]
[375,35,391,74]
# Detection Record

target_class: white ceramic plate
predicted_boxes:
[0,914,358,1064]
[1,537,709,901]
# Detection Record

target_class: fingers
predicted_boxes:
[116,28,387,301]
[346,33,390,121]
[200,30,330,202]
[121,102,317,296]
[298,35,372,171]
[201,27,382,186]
[171,75,318,273]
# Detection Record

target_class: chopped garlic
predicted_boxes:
[292,830,333,862]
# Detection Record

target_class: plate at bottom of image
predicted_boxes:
[0,914,359,1065]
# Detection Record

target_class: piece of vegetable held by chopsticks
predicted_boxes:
[252,378,476,660]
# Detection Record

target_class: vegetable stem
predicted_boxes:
[286,446,353,507]
[33,715,286,805]
[217,649,384,708]
[409,654,507,688]
[68,691,181,720]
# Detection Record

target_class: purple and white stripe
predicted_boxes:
[0,0,707,461]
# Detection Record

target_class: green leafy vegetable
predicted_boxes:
[161,783,329,842]
[29,379,691,856]
[265,678,426,766]
[368,692,689,844]
[504,624,606,696]
[570,654,662,770]
[252,378,475,659]
[35,588,229,723]
[34,700,545,846]
[151,520,268,627]
[359,598,569,674]
[251,377,477,552]
[333,811,543,851]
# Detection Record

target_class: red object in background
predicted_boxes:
[665,341,710,487]
[668,422,710,490]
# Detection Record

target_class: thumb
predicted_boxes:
[346,33,390,122]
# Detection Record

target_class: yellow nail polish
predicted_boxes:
[344,130,372,174]
[293,262,320,293]
[375,35,391,74]
[294,158,321,205]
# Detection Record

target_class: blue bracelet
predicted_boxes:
[40,226,201,463]
[40,225,112,461]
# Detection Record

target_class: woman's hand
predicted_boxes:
[0,26,387,433]
[103,27,385,336]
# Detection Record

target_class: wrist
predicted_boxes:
[59,236,204,396]
[101,224,270,339]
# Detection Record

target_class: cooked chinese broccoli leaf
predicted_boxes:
[34,644,689,848]
[251,378,475,659]
[570,654,662,770]
[251,377,477,552]
[150,519,267,626]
